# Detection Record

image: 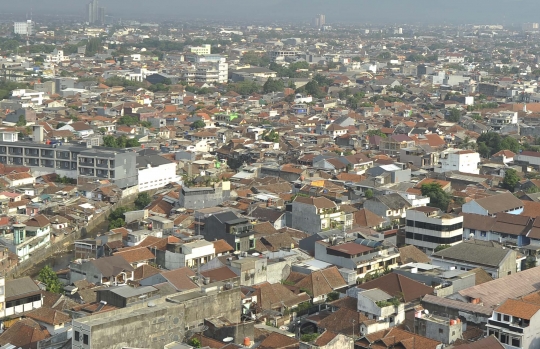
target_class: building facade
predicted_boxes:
[405,207,463,254]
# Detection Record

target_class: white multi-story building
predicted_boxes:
[179,240,216,268]
[137,155,179,192]
[489,111,518,131]
[182,59,228,84]
[11,89,45,106]
[435,149,480,174]
[14,20,35,36]
[44,49,67,64]
[405,206,463,254]
[486,297,540,349]
[190,44,211,55]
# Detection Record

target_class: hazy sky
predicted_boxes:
[8,0,540,24]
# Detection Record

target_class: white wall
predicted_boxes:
[138,162,179,192]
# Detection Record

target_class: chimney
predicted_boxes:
[32,124,44,143]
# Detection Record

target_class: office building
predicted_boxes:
[312,14,325,28]
[0,130,137,188]
[13,20,35,36]
[405,206,463,254]
[86,0,105,24]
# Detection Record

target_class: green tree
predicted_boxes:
[16,115,26,126]
[191,120,206,129]
[525,257,537,270]
[188,338,201,348]
[435,244,451,252]
[477,132,503,157]
[301,333,320,342]
[262,129,280,143]
[263,78,284,93]
[447,108,461,123]
[502,168,520,192]
[366,129,387,138]
[313,74,333,87]
[37,265,63,293]
[302,80,325,98]
[226,81,260,95]
[134,192,152,210]
[365,189,374,199]
[421,183,452,211]
[103,135,118,148]
[500,137,521,153]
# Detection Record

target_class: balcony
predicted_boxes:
[79,160,95,167]
[40,150,54,158]
[96,160,109,168]
[488,319,524,334]
[8,148,23,156]
[25,149,40,157]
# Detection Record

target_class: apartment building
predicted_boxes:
[405,206,463,254]
[486,296,540,349]
[435,149,480,175]
[0,134,137,188]
[290,196,353,235]
[190,44,212,55]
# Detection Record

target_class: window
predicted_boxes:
[512,337,521,347]
[75,331,80,342]
[83,334,89,345]
[497,313,502,321]
[503,315,510,322]
[500,334,508,344]
[481,231,487,237]
[439,329,443,334]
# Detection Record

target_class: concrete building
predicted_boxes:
[178,181,231,209]
[357,288,405,334]
[314,239,399,278]
[0,276,42,320]
[0,221,50,262]
[414,312,463,345]
[430,240,519,279]
[435,149,480,175]
[72,287,241,349]
[312,14,326,28]
[190,44,211,55]
[136,154,179,192]
[14,20,35,36]
[69,255,135,286]
[0,136,137,188]
[203,210,255,252]
[405,207,463,254]
[486,296,540,349]
[489,111,518,132]
[86,0,105,24]
[290,196,353,235]
[461,192,524,216]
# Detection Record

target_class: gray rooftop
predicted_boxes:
[431,240,513,267]
[99,285,158,298]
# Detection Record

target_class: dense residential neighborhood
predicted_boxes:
[3,5,540,349]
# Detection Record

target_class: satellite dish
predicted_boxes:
[223,337,234,343]
[252,253,260,257]
[424,309,429,315]
[147,301,156,307]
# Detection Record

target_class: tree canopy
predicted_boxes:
[263,78,284,93]
[447,108,461,123]
[421,183,451,212]
[103,135,140,148]
[262,129,280,143]
[191,120,206,129]
[502,168,520,192]
[477,132,521,157]
[38,265,63,293]
[134,192,152,210]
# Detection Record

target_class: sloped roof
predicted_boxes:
[0,318,50,348]
[359,273,434,302]
[458,266,540,308]
[398,245,430,264]
[431,240,514,268]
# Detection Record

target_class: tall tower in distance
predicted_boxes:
[312,14,325,29]
[86,0,105,24]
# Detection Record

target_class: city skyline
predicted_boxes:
[3,0,540,24]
